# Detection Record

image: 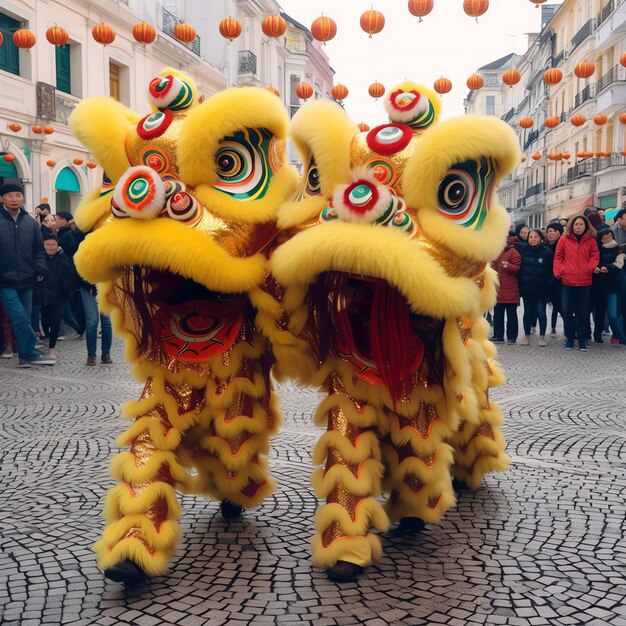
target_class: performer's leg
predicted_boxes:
[94,376,200,582]
[311,372,388,582]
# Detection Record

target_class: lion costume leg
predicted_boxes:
[94,376,200,581]
[311,371,389,581]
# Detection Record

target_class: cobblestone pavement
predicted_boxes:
[1,332,625,626]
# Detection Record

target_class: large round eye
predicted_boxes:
[438,172,472,214]
[111,166,165,220]
[214,128,273,200]
[148,75,194,111]
[306,165,321,195]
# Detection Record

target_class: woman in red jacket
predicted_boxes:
[491,234,522,344]
[553,215,600,350]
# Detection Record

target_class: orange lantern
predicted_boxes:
[219,17,242,42]
[466,73,484,90]
[519,117,534,129]
[574,61,595,79]
[463,0,489,20]
[531,152,541,161]
[571,114,587,127]
[331,84,349,101]
[530,0,547,5]
[86,161,98,169]
[12,29,36,49]
[502,68,521,87]
[3,154,15,163]
[73,158,84,165]
[620,52,626,68]
[295,82,314,100]
[562,152,571,160]
[43,126,54,135]
[92,23,115,45]
[577,152,586,158]
[46,160,56,168]
[360,9,385,37]
[174,23,196,43]
[8,123,22,132]
[368,81,386,99]
[311,16,337,43]
[132,22,156,45]
[262,15,287,38]
[46,26,69,47]
[543,68,563,85]
[434,77,452,95]
[358,122,370,132]
[408,0,434,21]
[521,156,527,162]
[31,125,43,134]
[619,112,626,124]
[544,116,560,128]
[265,87,280,98]
[593,114,608,126]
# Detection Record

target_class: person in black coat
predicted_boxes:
[545,222,564,336]
[518,229,553,346]
[41,235,74,357]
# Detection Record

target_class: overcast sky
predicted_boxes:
[278,0,562,126]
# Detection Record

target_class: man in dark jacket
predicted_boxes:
[0,183,55,367]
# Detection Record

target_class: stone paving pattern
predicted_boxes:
[0,333,625,626]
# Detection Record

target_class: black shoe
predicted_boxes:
[220,499,244,520]
[327,560,364,583]
[399,517,426,533]
[579,341,588,351]
[104,560,148,584]
[489,337,504,343]
[594,337,603,344]
[452,477,471,492]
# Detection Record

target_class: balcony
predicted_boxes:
[525,182,545,198]
[567,160,594,181]
[596,0,626,49]
[570,19,594,52]
[501,108,515,123]
[162,8,201,57]
[516,96,529,114]
[573,84,596,109]
[238,50,257,75]
[523,129,540,150]
[596,64,626,93]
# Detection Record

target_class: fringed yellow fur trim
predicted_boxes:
[453,452,511,491]
[205,370,270,410]
[110,451,190,486]
[382,443,455,488]
[452,426,508,466]
[311,459,384,499]
[200,433,270,471]
[386,409,455,457]
[313,394,379,429]
[311,533,383,568]
[212,395,281,439]
[117,418,183,450]
[385,486,456,524]
[312,430,381,466]
[314,500,389,536]
[103,483,181,522]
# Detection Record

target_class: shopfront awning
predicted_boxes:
[559,194,595,219]
[55,167,80,193]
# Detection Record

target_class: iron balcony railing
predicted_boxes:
[574,84,596,109]
[596,0,626,28]
[596,65,626,93]
[502,108,515,123]
[567,160,594,181]
[571,19,594,52]
[238,50,257,75]
[523,129,540,151]
[162,8,201,56]
[525,182,545,198]
[516,96,529,114]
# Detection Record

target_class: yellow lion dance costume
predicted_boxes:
[256,82,520,582]
[69,69,298,583]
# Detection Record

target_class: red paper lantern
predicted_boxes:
[521,156,527,162]
[311,16,337,43]
[132,22,156,45]
[463,0,489,20]
[358,122,370,132]
[331,84,349,101]
[43,126,54,135]
[73,158,84,165]
[47,160,56,168]
[543,68,563,85]
[3,154,15,163]
[0,33,3,47]
[8,123,22,132]
[295,82,314,100]
[219,17,242,42]
[31,125,43,134]
[531,152,541,161]
[571,114,587,127]
[562,152,571,160]
[174,23,196,43]
[46,26,69,47]
[262,15,287,38]
[92,23,115,46]
[434,77,452,95]
[466,74,484,90]
[408,0,434,21]
[529,0,547,6]
[574,61,595,79]
[265,87,280,98]
[519,117,534,129]
[12,29,36,50]
[86,161,98,169]
[360,9,385,37]
[619,112,626,124]
[368,81,386,99]
[502,69,521,87]
[544,116,560,128]
[620,52,626,68]
[594,114,608,126]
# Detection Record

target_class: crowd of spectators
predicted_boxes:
[491,206,626,351]
[0,183,112,367]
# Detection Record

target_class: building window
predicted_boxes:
[486,95,495,116]
[0,13,20,76]
[56,44,71,94]
[109,61,130,105]
[110,62,120,101]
